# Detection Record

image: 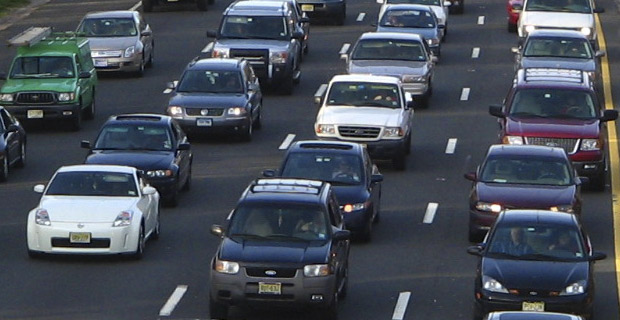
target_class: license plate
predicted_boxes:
[522,301,544,312]
[93,59,108,67]
[301,4,314,11]
[27,110,43,119]
[70,232,91,244]
[197,118,212,127]
[258,282,281,295]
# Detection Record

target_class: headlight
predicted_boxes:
[524,25,536,33]
[402,74,426,83]
[482,275,508,293]
[342,202,367,213]
[215,259,240,274]
[167,106,184,117]
[560,280,586,295]
[146,169,173,178]
[475,202,502,213]
[35,209,51,226]
[550,205,574,213]
[581,138,600,151]
[0,93,14,102]
[124,46,136,58]
[383,127,404,138]
[316,124,336,135]
[213,48,229,58]
[270,51,288,64]
[426,38,440,46]
[57,92,75,102]
[112,210,133,227]
[227,107,247,116]
[502,135,524,145]
[580,27,591,36]
[304,264,330,277]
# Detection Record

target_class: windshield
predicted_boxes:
[282,153,364,185]
[380,9,436,28]
[387,0,441,5]
[77,17,138,37]
[46,171,138,197]
[524,37,593,59]
[525,0,592,13]
[228,204,329,241]
[220,16,288,40]
[351,39,428,61]
[177,70,243,93]
[94,124,173,151]
[487,225,586,260]
[509,88,597,119]
[10,56,75,79]
[480,156,573,186]
[326,81,402,108]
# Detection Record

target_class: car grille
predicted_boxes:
[230,49,269,77]
[51,237,111,248]
[510,288,557,297]
[245,267,298,278]
[185,108,225,117]
[16,92,55,104]
[338,126,381,139]
[525,137,579,154]
[91,50,123,58]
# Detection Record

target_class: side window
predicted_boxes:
[328,193,342,227]
[173,121,186,143]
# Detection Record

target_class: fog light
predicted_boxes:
[63,111,73,115]
[311,294,323,301]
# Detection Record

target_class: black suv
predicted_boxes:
[81,114,193,206]
[166,58,263,141]
[263,140,383,241]
[209,178,350,320]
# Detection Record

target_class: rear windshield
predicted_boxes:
[524,37,592,59]
[351,39,428,61]
[379,9,436,28]
[525,0,592,13]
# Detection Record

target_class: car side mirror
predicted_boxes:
[376,0,383,3]
[431,54,438,63]
[464,172,477,181]
[211,224,224,237]
[248,82,259,92]
[0,72,6,80]
[166,81,177,90]
[576,176,589,186]
[593,7,604,13]
[6,124,19,132]
[300,17,310,23]
[601,109,619,122]
[34,184,45,193]
[141,30,153,37]
[371,173,383,183]
[142,186,157,195]
[595,50,606,58]
[489,105,505,118]
[262,169,276,177]
[340,53,348,60]
[589,251,606,261]
[80,140,92,149]
[467,245,483,256]
[511,47,519,54]
[78,71,91,79]
[314,83,328,106]
[292,29,304,39]
[206,30,218,38]
[444,0,452,6]
[177,143,191,151]
[333,230,351,241]
[370,23,377,27]
[512,3,522,10]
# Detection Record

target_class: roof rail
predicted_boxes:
[7,27,52,47]
[523,68,583,83]
[251,178,323,194]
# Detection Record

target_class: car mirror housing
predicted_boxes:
[262,169,276,177]
[464,172,477,181]
[177,143,191,151]
[371,173,384,183]
[142,186,157,195]
[511,47,519,54]
[595,50,606,58]
[489,105,505,118]
[593,7,604,13]
[166,81,176,90]
[80,140,91,149]
[206,30,218,38]
[34,184,45,193]
[333,230,351,241]
[78,71,91,79]
[601,109,618,122]
[314,83,328,105]
[292,30,304,40]
[141,30,152,37]
[300,17,310,23]
[576,176,589,186]
[467,245,483,256]
[211,224,224,237]
[589,251,606,261]
[6,124,19,132]
[444,0,452,6]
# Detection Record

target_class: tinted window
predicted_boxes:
[480,156,572,186]
[509,88,596,119]
[221,16,288,40]
[94,124,173,151]
[77,18,138,37]
[177,70,243,93]
[46,171,138,197]
[352,39,427,61]
[10,57,75,79]
[380,9,436,28]
[524,37,592,59]
[326,82,401,108]
[282,153,364,185]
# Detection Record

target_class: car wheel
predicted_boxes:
[15,142,26,168]
[253,105,262,129]
[85,90,96,120]
[508,22,517,33]
[208,0,215,4]
[457,4,464,13]
[151,208,160,240]
[392,154,406,171]
[164,188,179,207]
[321,291,339,320]
[472,303,483,320]
[590,172,606,191]
[241,119,253,142]
[359,218,372,242]
[280,76,294,95]
[71,107,82,132]
[468,224,483,243]
[0,154,8,182]
[135,58,145,77]
[373,200,381,224]
[27,249,42,259]
[335,6,346,25]
[147,44,154,68]
[182,165,192,191]
[132,224,145,260]
[142,0,154,12]
[338,264,348,300]
[197,0,208,11]
[209,296,229,319]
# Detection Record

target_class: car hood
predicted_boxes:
[318,106,404,127]
[38,196,138,223]
[348,60,428,77]
[482,256,589,291]
[87,37,138,50]
[85,150,174,170]
[332,184,369,204]
[376,26,439,40]
[168,92,248,108]
[521,12,593,29]
[219,237,330,264]
[506,117,600,138]
[520,57,595,72]
[1,78,76,93]
[476,182,576,208]
[214,39,291,51]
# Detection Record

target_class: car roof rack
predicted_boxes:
[298,142,354,150]
[114,114,163,121]
[251,178,323,194]
[7,27,52,47]
[523,68,583,83]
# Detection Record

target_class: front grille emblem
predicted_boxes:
[200,109,209,116]
[265,270,277,276]
[529,291,538,296]
[77,223,85,229]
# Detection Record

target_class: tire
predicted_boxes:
[71,107,82,132]
[132,224,145,260]
[164,188,179,207]
[15,142,26,168]
[321,291,339,320]
[241,119,253,142]
[508,22,517,33]
[468,224,482,243]
[209,296,229,320]
[589,172,606,191]
[392,154,406,171]
[253,104,262,129]
[135,58,145,77]
[338,265,349,300]
[0,154,8,182]
[208,0,215,4]
[472,303,483,320]
[181,165,192,191]
[146,44,154,68]
[84,90,96,120]
[28,249,42,259]
[359,218,372,242]
[335,7,346,25]
[280,76,294,95]
[373,200,381,224]
[142,0,154,12]
[404,134,412,155]
[197,0,208,11]
[151,208,160,240]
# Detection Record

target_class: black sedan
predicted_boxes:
[465,144,585,242]
[81,114,192,206]
[0,106,26,182]
[263,140,383,241]
[467,209,605,320]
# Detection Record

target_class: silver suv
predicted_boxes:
[206,0,305,95]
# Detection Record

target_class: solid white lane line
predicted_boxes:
[356,13,366,21]
[478,16,485,25]
[423,203,438,224]
[279,134,296,150]
[445,138,457,154]
[392,291,412,320]
[339,43,351,55]
[460,88,471,101]
[472,47,480,58]
[129,1,141,11]
[159,285,188,317]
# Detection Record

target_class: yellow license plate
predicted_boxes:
[27,110,43,119]
[258,282,281,295]
[301,4,314,11]
[522,301,544,312]
[70,232,91,244]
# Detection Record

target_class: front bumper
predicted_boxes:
[476,290,592,317]
[343,209,371,233]
[252,62,293,86]
[172,114,251,136]
[572,158,605,180]
[402,82,430,97]
[5,103,81,121]
[92,54,143,73]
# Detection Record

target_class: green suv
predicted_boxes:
[0,27,98,131]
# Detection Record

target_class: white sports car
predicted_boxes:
[27,164,160,259]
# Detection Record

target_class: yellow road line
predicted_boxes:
[595,14,620,308]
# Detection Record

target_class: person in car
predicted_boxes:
[497,227,534,255]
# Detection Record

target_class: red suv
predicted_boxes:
[489,68,618,190]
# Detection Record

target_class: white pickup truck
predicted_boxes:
[314,74,414,170]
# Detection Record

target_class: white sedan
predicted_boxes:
[27,164,160,259]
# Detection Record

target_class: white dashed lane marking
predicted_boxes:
[159,285,188,317]
[472,47,480,58]
[423,202,438,224]
[392,291,412,320]
[445,138,457,154]
[129,1,141,11]
[356,12,366,21]
[279,134,296,150]
[478,16,485,25]
[460,88,471,101]
[339,43,351,55]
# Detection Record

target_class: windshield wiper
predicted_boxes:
[229,233,269,240]
[509,112,548,118]
[265,234,310,241]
